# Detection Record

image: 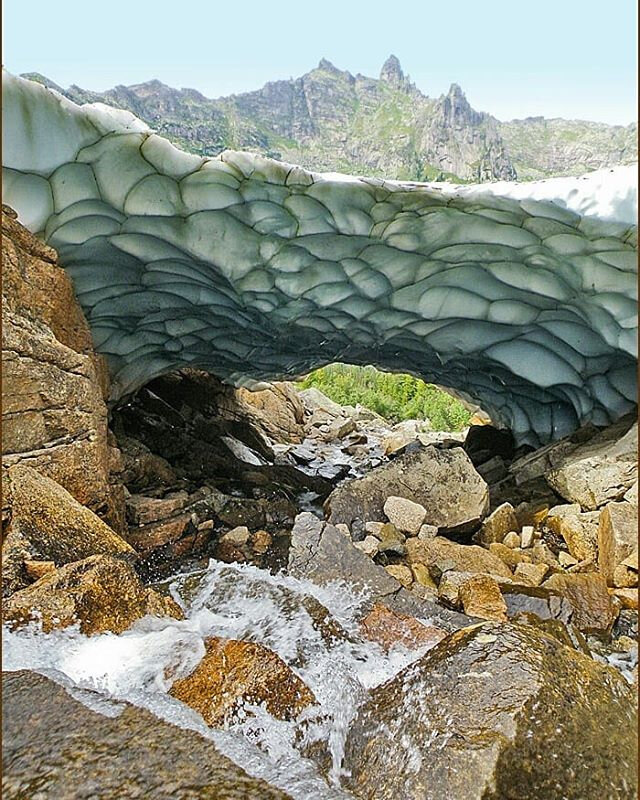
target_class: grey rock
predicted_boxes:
[326,446,489,537]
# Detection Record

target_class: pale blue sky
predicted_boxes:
[3,0,637,124]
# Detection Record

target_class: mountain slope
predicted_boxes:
[21,57,636,183]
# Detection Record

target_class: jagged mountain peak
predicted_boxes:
[380,54,404,86]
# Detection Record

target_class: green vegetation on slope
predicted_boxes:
[299,364,471,431]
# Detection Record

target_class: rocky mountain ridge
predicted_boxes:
[22,56,637,183]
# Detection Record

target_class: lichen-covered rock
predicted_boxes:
[3,670,290,799]
[2,555,182,634]
[382,496,427,534]
[1,209,124,530]
[599,501,638,586]
[342,622,637,800]
[326,446,489,537]
[407,536,512,578]
[169,637,315,726]
[2,466,134,597]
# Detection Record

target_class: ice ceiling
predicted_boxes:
[3,72,638,446]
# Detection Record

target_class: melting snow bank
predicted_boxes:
[2,559,436,799]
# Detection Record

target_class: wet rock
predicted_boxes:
[384,564,413,588]
[599,501,637,585]
[511,612,591,656]
[500,583,574,625]
[545,421,637,510]
[2,466,134,597]
[125,491,190,526]
[459,574,508,621]
[512,561,549,586]
[360,603,446,651]
[477,502,518,544]
[125,513,193,554]
[3,555,182,634]
[407,536,512,578]
[221,526,251,546]
[3,670,290,799]
[542,573,619,635]
[251,529,272,555]
[343,622,637,800]
[169,637,315,726]
[382,495,427,534]
[288,514,471,631]
[546,503,600,562]
[326,445,489,537]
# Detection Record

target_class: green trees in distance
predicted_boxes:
[299,364,471,431]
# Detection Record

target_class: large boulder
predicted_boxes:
[2,555,182,634]
[531,417,637,510]
[1,208,124,530]
[169,637,315,726]
[235,382,306,444]
[2,466,134,597]
[2,671,290,799]
[325,445,489,536]
[599,501,638,586]
[342,622,637,800]
[287,513,472,631]
[406,536,512,579]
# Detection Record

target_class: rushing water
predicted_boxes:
[2,559,437,799]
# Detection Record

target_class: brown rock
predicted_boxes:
[235,382,306,444]
[513,562,549,586]
[609,588,638,610]
[543,573,618,634]
[478,502,518,544]
[125,491,190,526]
[488,542,531,569]
[251,529,272,555]
[407,536,511,578]
[437,570,476,608]
[169,637,315,726]
[360,603,447,651]
[343,622,638,800]
[546,504,600,562]
[384,564,413,587]
[1,211,124,530]
[502,531,521,548]
[2,466,134,597]
[23,560,56,582]
[613,563,638,589]
[3,670,290,799]
[124,514,192,554]
[459,574,508,621]
[598,501,637,586]
[514,501,549,529]
[3,555,182,634]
